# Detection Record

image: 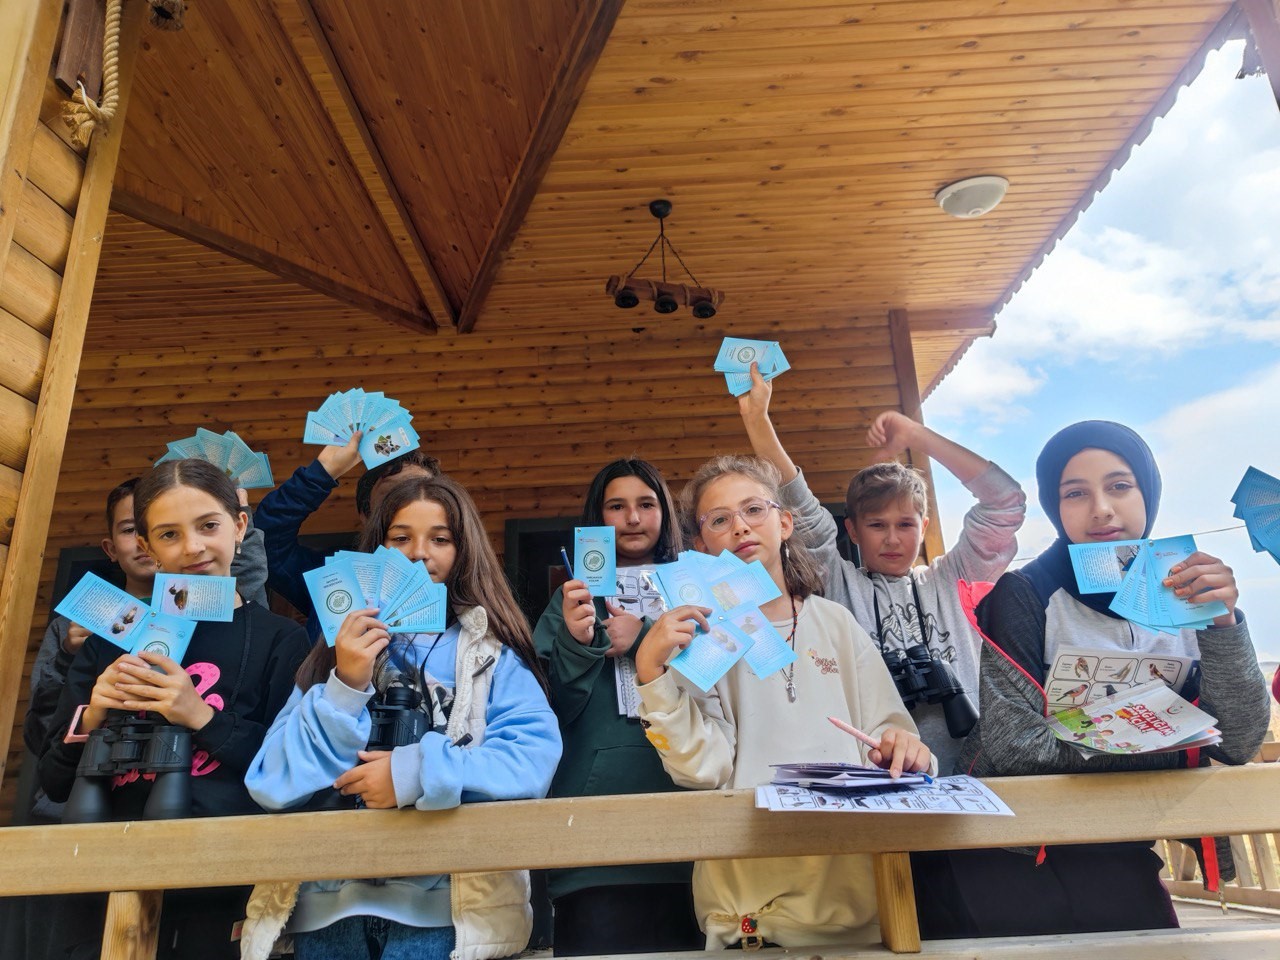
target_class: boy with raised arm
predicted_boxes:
[737,365,1026,774]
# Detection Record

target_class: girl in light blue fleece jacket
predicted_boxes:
[244,475,561,960]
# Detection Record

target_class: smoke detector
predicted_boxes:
[935,176,1009,219]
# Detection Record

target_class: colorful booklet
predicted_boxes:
[1044,644,1196,711]
[303,388,421,468]
[1231,466,1280,563]
[304,550,447,646]
[1068,535,1226,631]
[713,337,791,396]
[1045,679,1221,755]
[156,427,273,488]
[54,572,197,663]
[573,526,617,597]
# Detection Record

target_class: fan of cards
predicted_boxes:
[157,428,273,488]
[304,389,421,469]
[53,571,242,666]
[1068,534,1228,632]
[303,547,447,646]
[714,337,791,397]
[1231,466,1280,565]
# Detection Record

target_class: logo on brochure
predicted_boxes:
[678,584,701,603]
[143,640,172,658]
[734,346,757,363]
[327,590,353,615]
[583,550,606,573]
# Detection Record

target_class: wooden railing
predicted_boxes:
[1160,743,1280,912]
[2,766,1279,959]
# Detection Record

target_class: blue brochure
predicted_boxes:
[303,389,420,468]
[131,611,197,665]
[734,608,797,678]
[1068,540,1145,594]
[714,337,792,396]
[54,572,198,659]
[55,572,151,652]
[303,560,363,646]
[670,617,755,692]
[156,428,273,488]
[1106,536,1225,631]
[1231,466,1280,561]
[574,526,617,597]
[153,573,236,622]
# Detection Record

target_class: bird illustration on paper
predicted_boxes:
[1073,656,1090,678]
[1149,662,1172,684]
[1105,662,1134,682]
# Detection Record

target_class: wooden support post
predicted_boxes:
[0,0,145,789]
[887,308,946,563]
[100,890,161,960]
[1241,0,1280,110]
[873,852,921,954]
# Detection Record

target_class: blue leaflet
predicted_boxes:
[54,571,196,660]
[574,526,617,597]
[1230,466,1280,562]
[303,550,449,645]
[153,573,236,622]
[302,389,420,468]
[1107,536,1226,631]
[714,337,792,396]
[1068,540,1146,594]
[155,428,273,488]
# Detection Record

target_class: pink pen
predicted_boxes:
[828,715,881,751]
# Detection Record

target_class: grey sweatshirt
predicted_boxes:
[779,463,1026,773]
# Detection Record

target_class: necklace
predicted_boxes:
[783,593,799,703]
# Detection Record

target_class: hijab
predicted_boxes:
[1018,421,1161,616]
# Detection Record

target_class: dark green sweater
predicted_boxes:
[533,585,693,900]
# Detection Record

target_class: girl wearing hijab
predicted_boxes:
[953,421,1269,937]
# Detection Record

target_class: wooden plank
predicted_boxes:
[0,241,61,333]
[15,178,73,271]
[1247,832,1279,890]
[0,304,49,399]
[0,383,36,470]
[2,765,1279,896]
[53,0,103,102]
[0,0,144,792]
[1241,0,1280,109]
[109,190,435,335]
[0,0,63,306]
[277,0,451,328]
[873,852,921,953]
[908,308,996,337]
[0,463,19,545]
[100,890,161,960]
[887,308,945,563]
[1166,879,1280,911]
[457,0,625,332]
[30,121,94,213]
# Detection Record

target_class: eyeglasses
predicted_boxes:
[698,498,781,533]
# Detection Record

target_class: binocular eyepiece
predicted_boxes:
[881,643,978,740]
[62,711,192,824]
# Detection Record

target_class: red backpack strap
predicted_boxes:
[958,579,1050,717]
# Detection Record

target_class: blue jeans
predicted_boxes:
[293,917,455,960]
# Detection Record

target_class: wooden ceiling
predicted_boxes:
[103,0,1240,395]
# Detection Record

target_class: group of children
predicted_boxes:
[14,361,1273,960]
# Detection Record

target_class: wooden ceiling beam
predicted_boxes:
[110,190,435,335]
[1241,0,1280,109]
[908,307,996,338]
[456,0,625,334]
[274,0,452,329]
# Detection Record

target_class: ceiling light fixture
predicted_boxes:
[935,175,1009,219]
[605,199,724,319]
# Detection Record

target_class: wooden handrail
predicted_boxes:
[2,766,1278,898]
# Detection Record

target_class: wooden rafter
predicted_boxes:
[274,0,452,329]
[110,188,435,335]
[888,308,946,564]
[456,0,625,333]
[909,307,997,338]
[1241,0,1280,108]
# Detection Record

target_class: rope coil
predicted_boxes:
[62,0,125,148]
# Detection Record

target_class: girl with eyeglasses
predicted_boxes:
[634,455,932,949]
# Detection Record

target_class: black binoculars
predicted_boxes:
[882,643,979,739]
[63,711,192,823]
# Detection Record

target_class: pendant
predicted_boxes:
[785,677,797,703]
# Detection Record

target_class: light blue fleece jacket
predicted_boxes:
[245,624,561,933]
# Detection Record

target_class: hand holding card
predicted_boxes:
[156,429,273,489]
[303,389,421,469]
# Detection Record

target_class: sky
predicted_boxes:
[924,40,1280,663]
